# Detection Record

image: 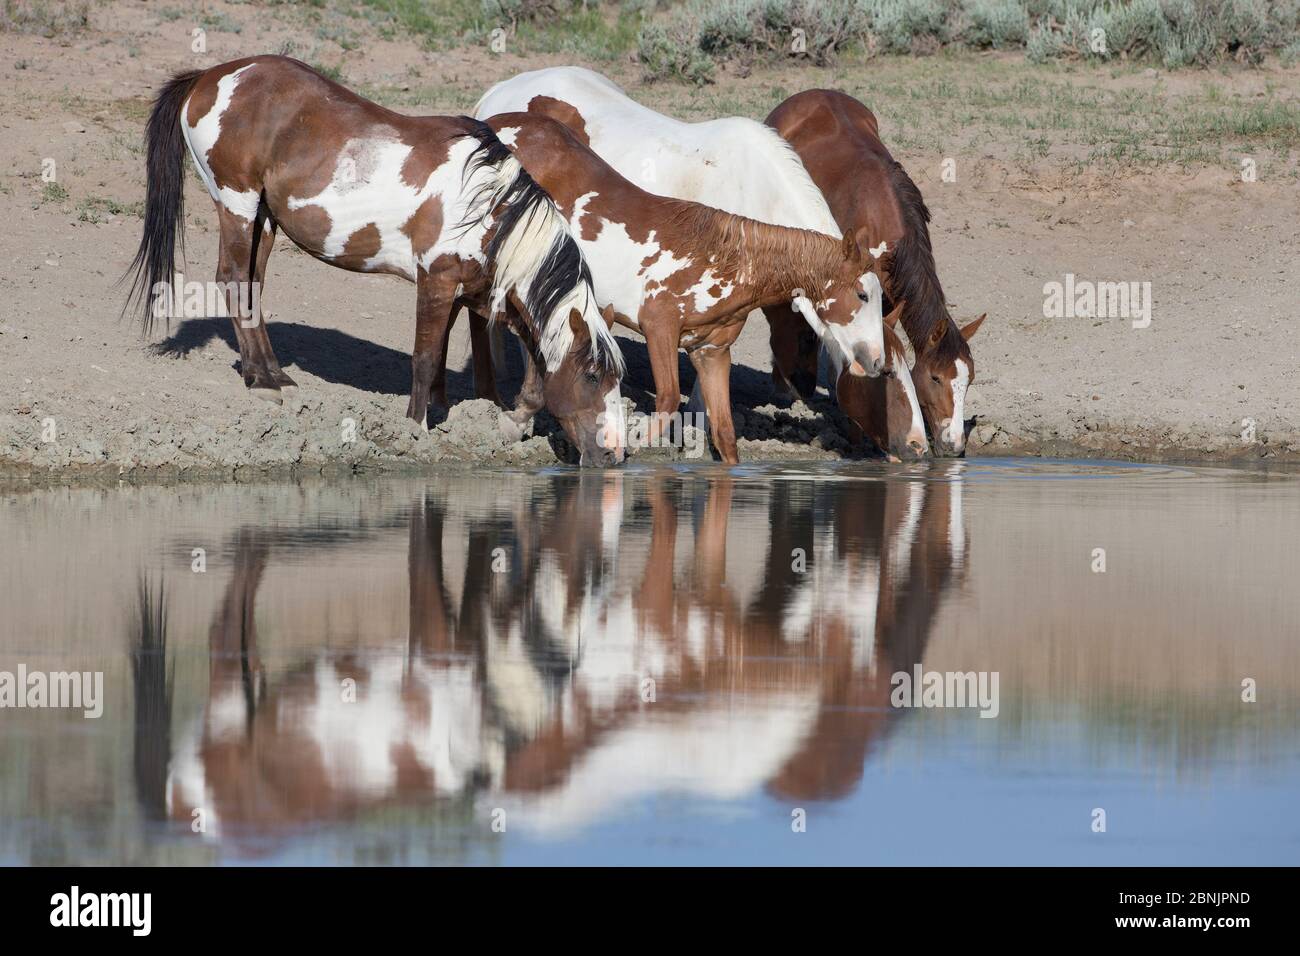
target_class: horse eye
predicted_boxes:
[931,375,941,385]
[585,371,600,386]
[857,292,870,303]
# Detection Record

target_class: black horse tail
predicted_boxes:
[123,69,204,332]
[131,577,172,823]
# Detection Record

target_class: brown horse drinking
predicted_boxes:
[125,55,625,464]
[435,111,890,465]
[765,89,986,456]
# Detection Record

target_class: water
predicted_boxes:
[2,459,1298,866]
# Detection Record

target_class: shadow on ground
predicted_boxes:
[153,317,864,457]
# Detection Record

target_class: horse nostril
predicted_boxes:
[908,440,925,455]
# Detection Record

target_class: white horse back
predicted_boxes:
[475,66,840,236]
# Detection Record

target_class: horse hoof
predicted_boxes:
[250,386,283,405]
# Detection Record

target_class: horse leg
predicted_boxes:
[643,321,682,446]
[216,208,281,402]
[468,309,502,406]
[766,303,819,400]
[407,266,459,428]
[508,335,545,426]
[242,212,297,392]
[687,336,742,464]
[428,310,454,411]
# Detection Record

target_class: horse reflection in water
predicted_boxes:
[135,470,967,847]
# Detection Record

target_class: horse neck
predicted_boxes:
[676,206,845,313]
[901,296,957,359]
[887,224,960,359]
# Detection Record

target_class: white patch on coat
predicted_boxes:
[568,191,692,325]
[688,269,734,313]
[183,64,261,220]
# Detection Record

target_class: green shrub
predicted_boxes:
[0,0,90,37]
[638,18,716,83]
[963,0,1030,49]
[633,0,1300,80]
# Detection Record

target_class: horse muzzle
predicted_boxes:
[846,342,886,378]
[580,445,625,468]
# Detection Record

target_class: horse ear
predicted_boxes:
[961,313,987,341]
[841,231,863,265]
[600,303,617,328]
[927,318,948,348]
[568,307,589,341]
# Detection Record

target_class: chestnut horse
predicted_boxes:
[766,89,986,456]
[125,56,625,464]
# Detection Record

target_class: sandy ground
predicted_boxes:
[1,2,1297,479]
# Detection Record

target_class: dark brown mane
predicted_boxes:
[885,161,968,361]
[660,200,844,300]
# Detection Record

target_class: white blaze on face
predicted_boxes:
[943,358,970,451]
[893,351,929,454]
[601,384,626,455]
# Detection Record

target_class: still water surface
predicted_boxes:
[2,459,1298,865]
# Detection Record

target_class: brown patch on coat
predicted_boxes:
[399,127,456,190]
[525,94,592,147]
[336,222,383,269]
[401,194,444,259]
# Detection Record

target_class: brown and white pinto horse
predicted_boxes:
[766,89,986,456]
[833,309,929,460]
[442,111,889,465]
[125,56,624,464]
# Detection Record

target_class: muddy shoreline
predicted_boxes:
[2,390,1294,488]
